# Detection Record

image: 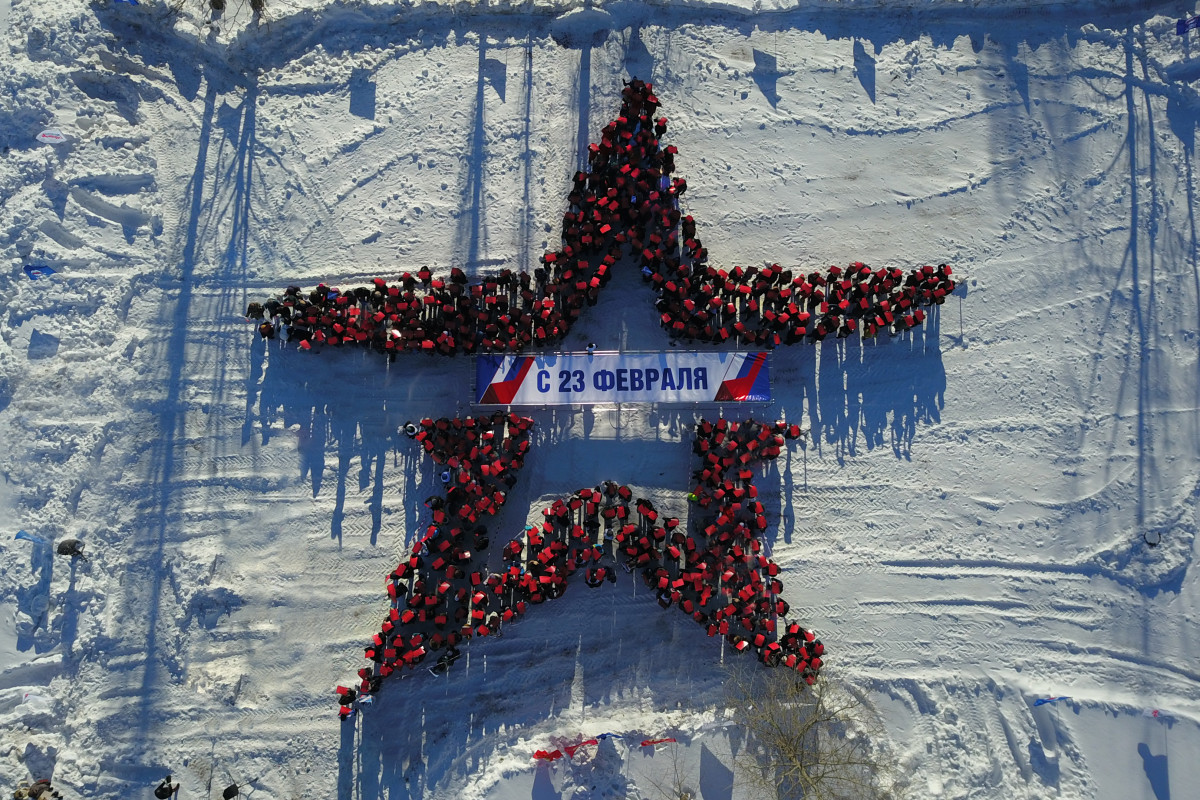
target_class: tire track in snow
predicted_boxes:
[857,596,1102,629]
[880,557,1102,580]
[797,569,1107,624]
[1035,639,1200,685]
[791,571,1117,676]
[839,631,1200,705]
[179,446,307,478]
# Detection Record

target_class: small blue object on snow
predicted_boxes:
[14,530,51,546]
[1178,17,1200,35]
[1033,696,1071,706]
[24,265,56,280]
[113,0,139,5]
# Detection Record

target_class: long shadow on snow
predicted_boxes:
[119,62,262,763]
[454,34,490,272]
[1123,27,1157,542]
[1164,80,1200,442]
[517,35,536,273]
[13,540,55,654]
[250,346,447,545]
[770,311,945,467]
[342,579,739,800]
[1067,27,1168,565]
[94,1,1171,121]
[202,77,264,498]
[119,74,221,764]
[1132,24,1200,556]
[1045,21,1200,602]
[267,4,1169,73]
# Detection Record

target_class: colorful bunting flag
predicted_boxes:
[564,739,598,758]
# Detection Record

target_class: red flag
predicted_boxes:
[533,749,563,761]
[565,739,599,758]
[641,737,677,747]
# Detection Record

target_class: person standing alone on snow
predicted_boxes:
[55,539,89,562]
[154,776,180,799]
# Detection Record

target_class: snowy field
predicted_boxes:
[2,0,1200,798]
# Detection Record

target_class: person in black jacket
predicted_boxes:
[55,539,88,562]
[154,776,180,799]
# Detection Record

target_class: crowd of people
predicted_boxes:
[338,411,534,716]
[337,414,823,713]
[649,261,955,344]
[680,418,822,673]
[252,78,956,356]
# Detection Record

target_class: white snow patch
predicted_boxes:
[0,602,19,674]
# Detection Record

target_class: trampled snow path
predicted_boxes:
[2,1,1200,799]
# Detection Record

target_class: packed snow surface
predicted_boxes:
[2,0,1200,798]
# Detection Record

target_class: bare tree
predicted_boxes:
[643,741,696,800]
[725,665,905,800]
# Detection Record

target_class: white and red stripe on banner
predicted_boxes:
[475,351,770,405]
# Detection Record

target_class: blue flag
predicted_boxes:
[24,265,56,280]
[1178,17,1200,35]
[1033,696,1070,706]
[14,530,51,546]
